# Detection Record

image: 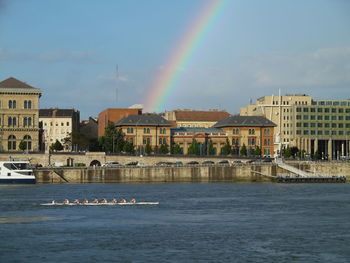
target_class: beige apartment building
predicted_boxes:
[0,77,42,152]
[240,94,350,159]
[39,109,80,151]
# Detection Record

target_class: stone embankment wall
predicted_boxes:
[35,164,276,183]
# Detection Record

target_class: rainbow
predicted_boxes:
[144,0,229,113]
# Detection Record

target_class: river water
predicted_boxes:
[0,183,350,263]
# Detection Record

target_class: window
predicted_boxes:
[61,122,64,126]
[339,123,343,128]
[127,127,134,133]
[339,108,344,113]
[317,123,323,128]
[332,123,336,128]
[24,100,32,109]
[296,123,301,127]
[325,131,330,135]
[317,131,323,135]
[339,116,343,120]
[143,128,150,134]
[310,108,316,112]
[296,130,301,135]
[8,135,16,150]
[296,115,301,120]
[248,129,255,135]
[160,128,166,134]
[264,129,270,135]
[303,130,309,135]
[331,116,336,120]
[66,122,69,126]
[232,128,240,135]
[8,117,17,126]
[310,130,316,135]
[232,138,240,146]
[23,135,32,150]
[303,108,309,112]
[310,115,316,120]
[324,108,329,113]
[325,116,330,120]
[303,123,309,128]
[318,108,323,113]
[159,138,167,144]
[143,137,151,144]
[8,100,17,109]
[303,115,309,120]
[248,137,256,145]
[296,107,302,112]
[332,108,336,113]
[317,116,323,120]
[264,139,271,146]
[310,123,316,127]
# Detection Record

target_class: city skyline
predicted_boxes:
[1,0,350,119]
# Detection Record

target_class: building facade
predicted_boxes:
[171,127,227,155]
[240,94,350,159]
[213,115,276,157]
[287,100,350,159]
[163,109,230,128]
[39,108,80,151]
[115,114,172,153]
[0,77,42,152]
[98,108,142,137]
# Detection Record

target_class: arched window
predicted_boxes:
[8,135,16,150]
[9,100,17,109]
[8,116,12,126]
[13,117,17,126]
[24,117,28,126]
[9,100,12,109]
[24,100,27,109]
[28,100,32,109]
[23,135,32,150]
[28,117,32,126]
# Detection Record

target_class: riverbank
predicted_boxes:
[34,162,350,183]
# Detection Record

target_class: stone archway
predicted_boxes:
[90,160,101,167]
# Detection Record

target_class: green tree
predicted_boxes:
[255,146,262,156]
[144,142,153,154]
[99,123,125,152]
[283,146,292,158]
[207,139,216,155]
[188,139,200,155]
[313,150,321,160]
[19,140,26,152]
[173,144,183,155]
[240,144,247,156]
[50,140,64,151]
[158,143,169,154]
[123,141,135,154]
[221,138,231,155]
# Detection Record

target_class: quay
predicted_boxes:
[275,175,346,183]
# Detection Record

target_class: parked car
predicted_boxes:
[187,161,199,165]
[125,161,138,166]
[218,160,229,165]
[155,162,174,166]
[102,161,120,167]
[232,160,242,164]
[175,161,183,166]
[202,160,215,165]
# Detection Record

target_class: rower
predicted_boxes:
[119,198,126,203]
[82,198,89,204]
[100,198,107,204]
[63,199,69,205]
[130,198,136,204]
[111,198,117,203]
[73,199,80,204]
[51,200,56,205]
[92,198,99,204]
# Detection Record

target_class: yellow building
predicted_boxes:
[0,77,42,152]
[115,114,171,153]
[213,115,276,157]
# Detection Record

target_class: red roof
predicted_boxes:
[0,77,35,89]
[174,110,230,122]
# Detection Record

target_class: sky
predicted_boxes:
[1,0,350,119]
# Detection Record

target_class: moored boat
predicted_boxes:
[0,161,35,184]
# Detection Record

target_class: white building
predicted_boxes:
[39,109,80,151]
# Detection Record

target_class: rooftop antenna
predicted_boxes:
[115,64,119,105]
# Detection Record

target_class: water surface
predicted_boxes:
[0,183,349,263]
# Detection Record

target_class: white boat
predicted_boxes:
[0,161,35,184]
[41,202,159,206]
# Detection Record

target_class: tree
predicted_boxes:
[283,146,292,158]
[255,146,262,156]
[144,142,153,154]
[123,141,135,154]
[221,138,231,155]
[207,139,216,155]
[158,143,169,154]
[173,144,183,155]
[19,140,26,152]
[99,123,125,153]
[188,139,200,155]
[50,140,64,151]
[240,144,247,156]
